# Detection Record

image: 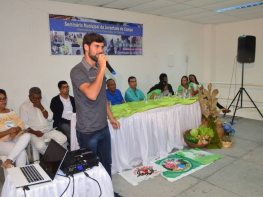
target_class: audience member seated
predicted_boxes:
[0,89,31,168]
[159,73,174,96]
[189,74,204,96]
[19,87,67,154]
[178,76,191,93]
[50,81,76,145]
[125,76,145,102]
[106,79,125,105]
[147,82,167,99]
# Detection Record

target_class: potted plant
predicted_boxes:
[221,122,235,148]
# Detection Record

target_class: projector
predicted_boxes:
[61,148,99,176]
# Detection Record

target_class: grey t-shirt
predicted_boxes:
[70,58,107,134]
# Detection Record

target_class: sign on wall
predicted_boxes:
[49,14,143,56]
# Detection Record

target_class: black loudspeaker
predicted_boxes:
[237,35,256,63]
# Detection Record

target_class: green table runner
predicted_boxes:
[111,96,199,120]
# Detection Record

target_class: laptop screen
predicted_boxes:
[40,139,67,180]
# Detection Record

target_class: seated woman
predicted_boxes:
[177,76,191,93]
[0,89,31,169]
[188,75,230,113]
[147,82,167,100]
[189,74,204,96]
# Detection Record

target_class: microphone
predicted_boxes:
[106,61,116,75]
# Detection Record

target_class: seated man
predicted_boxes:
[19,87,67,154]
[159,73,174,95]
[50,81,76,144]
[125,76,145,102]
[106,79,125,105]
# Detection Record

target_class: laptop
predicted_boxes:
[7,139,68,188]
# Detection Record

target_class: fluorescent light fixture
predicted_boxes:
[214,1,263,13]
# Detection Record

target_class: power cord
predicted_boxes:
[23,186,29,197]
[83,171,102,197]
[58,174,71,197]
[23,188,26,197]
[234,56,238,108]
[226,56,237,108]
[72,174,75,197]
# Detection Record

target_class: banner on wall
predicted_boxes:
[49,14,143,56]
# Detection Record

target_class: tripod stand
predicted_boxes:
[226,63,263,124]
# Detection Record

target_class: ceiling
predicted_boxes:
[49,0,263,24]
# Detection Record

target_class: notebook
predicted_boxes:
[7,139,68,188]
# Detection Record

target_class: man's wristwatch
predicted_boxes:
[41,108,46,113]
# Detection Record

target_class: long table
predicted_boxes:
[71,101,201,174]
[1,163,114,197]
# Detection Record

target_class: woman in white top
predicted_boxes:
[0,89,31,169]
[189,74,204,96]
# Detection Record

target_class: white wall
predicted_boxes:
[0,0,205,114]
[204,18,263,121]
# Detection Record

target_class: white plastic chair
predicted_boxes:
[0,155,8,178]
[70,113,80,151]
[27,139,68,164]
[27,143,40,164]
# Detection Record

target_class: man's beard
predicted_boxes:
[88,51,101,62]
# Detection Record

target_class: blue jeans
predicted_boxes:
[57,123,71,145]
[76,126,112,178]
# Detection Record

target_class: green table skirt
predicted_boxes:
[111,96,199,120]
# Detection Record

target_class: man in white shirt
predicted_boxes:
[19,87,67,154]
[50,81,76,145]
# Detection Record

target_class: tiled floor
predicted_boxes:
[1,115,263,197]
[111,115,263,197]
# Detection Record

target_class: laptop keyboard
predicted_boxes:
[20,165,44,183]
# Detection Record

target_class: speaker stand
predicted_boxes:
[225,63,263,124]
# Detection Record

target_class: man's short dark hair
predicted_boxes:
[82,33,105,54]
[106,78,114,86]
[58,81,68,89]
[0,89,7,98]
[159,73,167,81]
[29,87,41,95]
[128,76,136,83]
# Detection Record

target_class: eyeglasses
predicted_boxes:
[62,86,70,89]
[0,98,8,102]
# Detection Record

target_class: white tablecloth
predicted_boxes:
[71,101,201,174]
[1,163,114,197]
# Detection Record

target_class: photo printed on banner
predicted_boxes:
[49,14,143,56]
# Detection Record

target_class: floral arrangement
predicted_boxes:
[221,122,236,142]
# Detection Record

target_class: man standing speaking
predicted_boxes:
[70,33,120,181]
